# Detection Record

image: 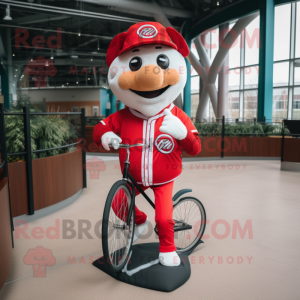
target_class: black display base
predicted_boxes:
[93,243,193,292]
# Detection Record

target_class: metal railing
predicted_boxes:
[0,160,5,170]
[192,117,270,123]
[192,116,300,161]
[0,104,87,217]
[193,117,284,137]
[191,115,295,159]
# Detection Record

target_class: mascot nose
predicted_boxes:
[135,65,164,91]
[118,64,180,91]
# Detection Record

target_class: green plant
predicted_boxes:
[194,122,222,136]
[5,95,79,162]
[194,122,290,137]
[67,146,78,153]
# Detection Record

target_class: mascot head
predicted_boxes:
[106,22,189,117]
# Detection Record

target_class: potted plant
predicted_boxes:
[5,95,79,162]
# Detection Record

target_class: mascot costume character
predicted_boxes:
[93,22,201,267]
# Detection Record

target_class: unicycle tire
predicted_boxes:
[102,180,135,273]
[173,197,206,254]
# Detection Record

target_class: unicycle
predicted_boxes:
[101,143,206,273]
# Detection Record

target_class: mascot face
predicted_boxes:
[108,44,187,117]
[106,22,189,117]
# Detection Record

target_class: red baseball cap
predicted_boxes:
[106,22,189,67]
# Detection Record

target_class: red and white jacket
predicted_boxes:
[93,103,201,186]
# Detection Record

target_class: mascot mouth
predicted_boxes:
[130,85,170,99]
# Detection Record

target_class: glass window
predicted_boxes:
[228,91,240,118]
[244,90,258,119]
[191,94,199,120]
[228,23,241,68]
[273,62,289,86]
[191,12,263,120]
[190,64,198,76]
[293,87,300,119]
[295,3,300,58]
[190,12,262,120]
[229,68,240,90]
[274,4,291,61]
[190,44,199,76]
[244,66,259,88]
[191,76,199,94]
[232,103,239,110]
[93,106,98,116]
[191,42,199,60]
[209,102,216,119]
[272,88,288,120]
[293,100,300,109]
[294,64,300,85]
[201,32,211,55]
[211,28,219,61]
[245,16,260,66]
[191,66,198,76]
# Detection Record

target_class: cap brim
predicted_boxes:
[118,40,178,56]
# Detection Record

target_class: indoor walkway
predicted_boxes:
[1,159,299,300]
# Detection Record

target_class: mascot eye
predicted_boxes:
[157,54,169,69]
[129,57,142,71]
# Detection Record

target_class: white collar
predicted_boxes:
[129,103,175,120]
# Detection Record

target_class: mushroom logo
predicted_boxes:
[84,157,106,179]
[24,56,57,88]
[23,246,56,277]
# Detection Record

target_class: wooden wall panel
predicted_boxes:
[283,138,300,163]
[224,137,281,157]
[182,137,222,158]
[7,150,83,218]
[32,149,83,211]
[8,161,28,217]
[0,178,13,290]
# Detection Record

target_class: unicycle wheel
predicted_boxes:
[102,180,135,273]
[173,197,206,254]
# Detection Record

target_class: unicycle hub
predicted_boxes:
[113,224,129,230]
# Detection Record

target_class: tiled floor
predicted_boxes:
[1,159,300,300]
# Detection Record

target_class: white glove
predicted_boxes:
[101,131,122,150]
[159,109,187,140]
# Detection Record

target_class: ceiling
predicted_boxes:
[0,0,242,88]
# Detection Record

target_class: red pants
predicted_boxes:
[134,181,176,253]
[112,181,176,253]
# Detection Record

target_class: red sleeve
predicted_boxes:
[175,108,201,156]
[93,111,122,146]
[177,131,201,156]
